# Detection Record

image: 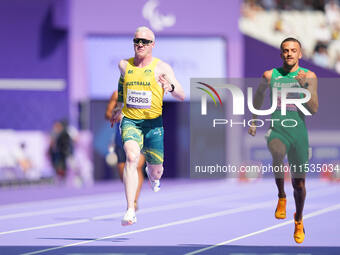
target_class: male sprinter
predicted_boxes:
[105,90,145,210]
[248,37,318,243]
[110,26,185,226]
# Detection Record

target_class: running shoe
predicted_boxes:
[294,213,305,244]
[145,167,160,192]
[121,208,137,226]
[275,197,286,219]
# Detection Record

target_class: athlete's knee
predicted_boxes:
[269,139,286,161]
[270,147,285,161]
[124,141,140,164]
[148,164,163,179]
[292,178,305,191]
[126,151,139,164]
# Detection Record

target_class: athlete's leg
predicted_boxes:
[120,117,144,211]
[288,144,308,222]
[287,128,308,243]
[268,138,287,198]
[134,154,145,209]
[123,140,141,210]
[118,159,144,210]
[116,144,143,209]
[115,144,126,182]
[143,121,164,191]
[292,177,306,221]
[117,162,124,181]
[291,172,306,244]
[144,163,162,192]
[146,163,163,181]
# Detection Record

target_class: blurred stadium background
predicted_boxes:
[0,0,339,188]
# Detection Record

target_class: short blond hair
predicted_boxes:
[135,26,155,41]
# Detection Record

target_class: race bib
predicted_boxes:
[126,89,152,109]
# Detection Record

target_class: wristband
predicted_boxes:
[169,84,175,93]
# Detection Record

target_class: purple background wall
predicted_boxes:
[65,0,244,104]
[0,0,68,131]
[244,35,340,130]
[2,0,337,179]
[0,0,244,179]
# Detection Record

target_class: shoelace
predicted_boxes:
[295,221,303,231]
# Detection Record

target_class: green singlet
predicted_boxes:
[266,67,310,176]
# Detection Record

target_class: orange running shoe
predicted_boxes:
[275,197,286,219]
[294,213,305,244]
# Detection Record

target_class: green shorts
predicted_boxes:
[120,116,164,165]
[266,111,309,177]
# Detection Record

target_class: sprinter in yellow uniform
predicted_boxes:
[110,26,185,226]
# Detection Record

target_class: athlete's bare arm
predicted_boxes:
[110,60,128,126]
[248,69,272,136]
[156,60,185,101]
[296,70,318,114]
[105,91,118,120]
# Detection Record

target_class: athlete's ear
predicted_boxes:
[298,51,302,59]
[280,51,283,60]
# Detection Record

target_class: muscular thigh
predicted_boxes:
[120,117,143,149]
[288,130,309,178]
[267,129,288,159]
[143,126,164,165]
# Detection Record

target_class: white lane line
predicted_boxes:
[0,181,266,221]
[0,193,117,211]
[1,178,325,212]
[184,202,340,255]
[0,201,119,221]
[0,79,65,91]
[0,187,267,235]
[19,201,274,255]
[15,181,334,255]
[1,181,336,234]
[0,179,245,212]
[0,179,329,219]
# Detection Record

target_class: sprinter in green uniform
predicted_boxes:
[248,38,319,244]
[267,66,310,174]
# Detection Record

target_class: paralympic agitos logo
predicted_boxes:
[196,82,311,128]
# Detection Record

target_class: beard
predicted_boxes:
[283,59,297,69]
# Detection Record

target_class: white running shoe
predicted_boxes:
[145,167,161,192]
[121,208,137,226]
